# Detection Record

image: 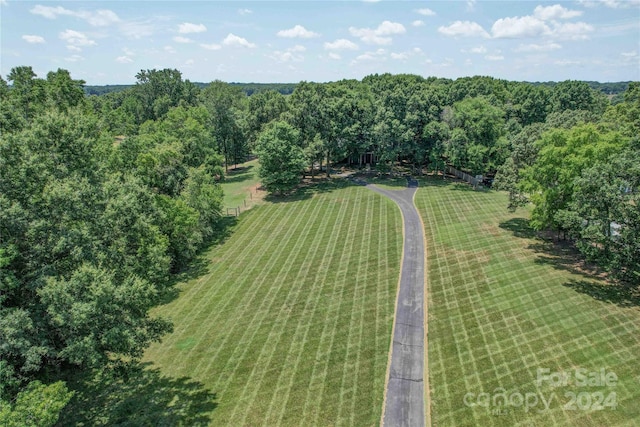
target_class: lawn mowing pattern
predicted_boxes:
[144,185,403,426]
[416,180,640,427]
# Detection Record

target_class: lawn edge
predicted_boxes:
[415,187,431,427]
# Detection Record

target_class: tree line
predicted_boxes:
[1,65,638,424]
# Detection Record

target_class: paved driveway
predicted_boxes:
[367,183,426,427]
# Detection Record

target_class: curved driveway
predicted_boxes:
[368,181,426,427]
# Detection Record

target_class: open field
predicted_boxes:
[144,183,403,426]
[220,159,264,213]
[416,178,640,426]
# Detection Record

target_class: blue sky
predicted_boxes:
[1,1,639,84]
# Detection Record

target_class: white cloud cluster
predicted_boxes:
[270,45,306,62]
[22,34,46,44]
[277,25,320,38]
[59,29,96,51]
[491,15,551,38]
[415,8,436,16]
[440,4,593,41]
[579,0,640,8]
[30,5,120,26]
[324,39,359,50]
[223,33,256,48]
[238,8,252,15]
[412,20,425,27]
[349,21,406,45]
[438,21,490,38]
[178,22,206,34]
[533,4,583,20]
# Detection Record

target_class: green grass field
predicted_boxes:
[220,159,263,212]
[144,183,403,426]
[416,178,640,426]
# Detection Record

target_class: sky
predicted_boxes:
[1,1,639,84]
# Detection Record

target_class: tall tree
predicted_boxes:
[256,121,306,194]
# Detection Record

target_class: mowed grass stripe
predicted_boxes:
[153,204,283,360]
[416,179,640,427]
[198,196,318,398]
[299,189,357,426]
[231,196,337,425]
[144,185,402,426]
[228,196,325,423]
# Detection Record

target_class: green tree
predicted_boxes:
[0,381,73,427]
[256,121,306,194]
[520,124,626,233]
[200,80,247,172]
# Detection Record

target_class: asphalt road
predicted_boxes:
[368,182,426,427]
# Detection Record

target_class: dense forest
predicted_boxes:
[1,66,638,424]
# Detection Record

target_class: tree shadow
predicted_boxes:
[264,177,358,204]
[160,215,238,305]
[563,279,640,308]
[499,217,537,239]
[56,362,217,426]
[498,218,637,307]
[222,165,255,184]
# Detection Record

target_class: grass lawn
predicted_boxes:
[220,159,263,213]
[416,178,640,426]
[143,182,403,426]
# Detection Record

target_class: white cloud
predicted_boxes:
[438,21,490,38]
[238,8,252,15]
[223,33,256,48]
[416,8,436,16]
[116,55,133,63]
[328,52,341,60]
[533,4,583,20]
[491,16,551,38]
[200,43,221,50]
[277,25,320,38]
[270,51,298,62]
[412,20,425,27]
[185,59,195,65]
[514,42,562,52]
[352,48,387,64]
[59,29,96,50]
[85,10,120,26]
[391,52,410,60]
[552,21,594,40]
[270,45,306,62]
[22,35,46,44]
[349,21,406,45]
[485,54,504,61]
[64,54,84,62]
[178,22,207,34]
[621,50,638,57]
[579,0,640,8]
[164,45,176,54]
[173,36,193,43]
[466,0,477,11]
[30,5,120,26]
[324,38,359,50]
[0,0,7,5]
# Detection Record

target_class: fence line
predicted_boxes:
[223,184,264,217]
[445,165,482,189]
